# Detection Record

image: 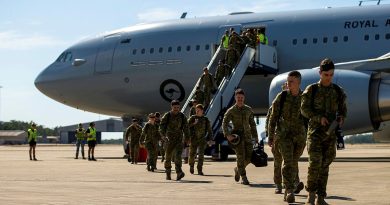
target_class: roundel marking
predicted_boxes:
[160,79,185,102]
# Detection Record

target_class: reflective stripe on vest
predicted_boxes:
[28,128,37,142]
[223,35,229,48]
[76,128,85,139]
[87,127,96,141]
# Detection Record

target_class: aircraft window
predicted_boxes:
[64,52,72,62]
[141,48,145,54]
[168,47,172,52]
[386,33,390,40]
[120,38,131,44]
[56,52,65,62]
[333,36,338,43]
[186,45,191,51]
[364,35,369,41]
[313,38,318,44]
[343,36,348,42]
[196,45,200,51]
[375,34,380,40]
[292,39,297,45]
[272,40,277,46]
[323,37,328,43]
[205,44,210,50]
[150,48,154,54]
[177,46,182,52]
[159,47,163,53]
[302,38,307,45]
[132,49,137,55]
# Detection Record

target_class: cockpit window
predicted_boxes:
[55,51,72,62]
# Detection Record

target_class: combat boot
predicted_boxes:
[315,195,329,205]
[234,167,240,182]
[285,190,295,203]
[146,165,151,171]
[166,170,171,180]
[294,182,304,194]
[197,170,204,176]
[305,192,316,205]
[190,166,194,174]
[275,184,282,194]
[161,156,165,162]
[176,172,185,181]
[241,176,250,185]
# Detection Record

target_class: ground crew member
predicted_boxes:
[194,86,205,106]
[301,58,347,205]
[74,123,86,159]
[222,89,259,185]
[141,113,160,172]
[159,100,189,180]
[221,30,230,49]
[199,67,215,108]
[27,123,38,161]
[86,122,97,161]
[155,112,166,163]
[188,104,212,175]
[215,60,227,86]
[258,27,268,45]
[268,71,306,203]
[125,118,142,164]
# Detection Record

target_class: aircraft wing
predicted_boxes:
[312,52,390,73]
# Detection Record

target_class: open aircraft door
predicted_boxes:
[94,34,121,74]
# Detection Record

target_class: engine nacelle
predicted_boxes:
[269,69,390,135]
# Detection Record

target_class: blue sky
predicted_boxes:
[0,0,365,129]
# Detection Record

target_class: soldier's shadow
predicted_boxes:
[203,174,232,177]
[326,195,356,201]
[248,183,274,188]
[177,180,213,184]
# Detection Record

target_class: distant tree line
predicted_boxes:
[0,120,59,136]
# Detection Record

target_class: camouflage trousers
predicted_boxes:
[204,88,212,108]
[189,140,207,171]
[130,142,140,163]
[231,138,253,177]
[164,135,184,173]
[159,140,165,159]
[145,142,158,169]
[278,134,306,191]
[306,131,336,197]
[271,139,282,185]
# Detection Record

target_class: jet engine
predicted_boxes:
[269,68,390,135]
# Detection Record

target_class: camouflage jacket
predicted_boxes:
[301,82,347,136]
[268,90,306,140]
[140,122,159,144]
[194,90,205,105]
[200,73,215,91]
[125,123,142,143]
[159,111,190,140]
[265,106,272,139]
[222,104,258,140]
[188,115,212,142]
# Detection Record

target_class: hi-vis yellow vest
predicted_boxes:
[222,35,229,48]
[76,128,85,140]
[27,128,37,142]
[87,127,96,141]
[258,33,268,45]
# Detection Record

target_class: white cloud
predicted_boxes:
[137,8,179,22]
[0,30,68,50]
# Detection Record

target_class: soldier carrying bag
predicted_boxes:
[251,140,268,167]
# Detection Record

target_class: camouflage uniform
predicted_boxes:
[156,118,165,162]
[229,33,244,55]
[225,47,239,70]
[125,123,142,164]
[222,104,258,178]
[265,107,283,188]
[268,91,306,193]
[188,115,212,173]
[194,89,205,106]
[199,73,215,108]
[301,83,347,197]
[159,112,189,175]
[141,122,160,170]
[215,63,227,86]
[189,106,196,117]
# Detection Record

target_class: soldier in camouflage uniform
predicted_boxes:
[155,112,166,163]
[125,118,142,164]
[199,67,215,108]
[301,59,347,205]
[222,89,259,185]
[215,60,227,86]
[141,113,160,172]
[194,86,205,106]
[188,104,212,175]
[229,31,244,55]
[266,106,283,194]
[189,99,197,117]
[159,100,190,180]
[268,71,306,203]
[225,45,239,71]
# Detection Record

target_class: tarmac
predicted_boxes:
[0,144,389,205]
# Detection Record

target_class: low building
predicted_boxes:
[0,130,27,145]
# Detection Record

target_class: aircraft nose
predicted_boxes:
[34,65,57,97]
